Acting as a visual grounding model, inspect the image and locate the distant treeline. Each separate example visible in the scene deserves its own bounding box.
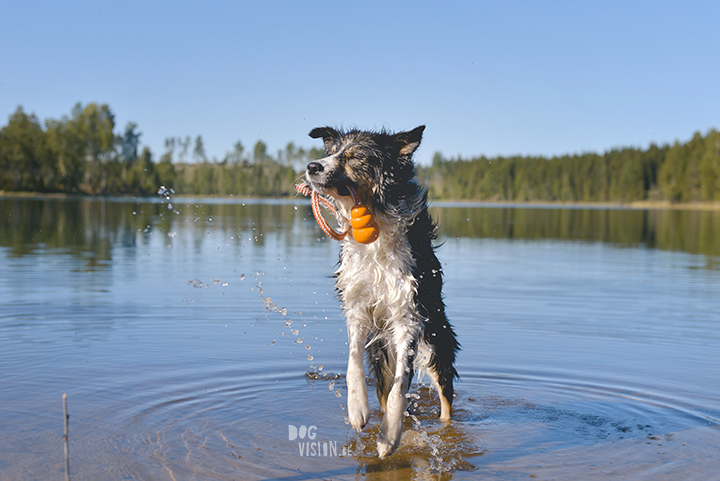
[421,129,720,203]
[0,103,321,197]
[1,102,719,202]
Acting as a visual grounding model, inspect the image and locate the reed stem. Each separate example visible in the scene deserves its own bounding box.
[63,393,70,481]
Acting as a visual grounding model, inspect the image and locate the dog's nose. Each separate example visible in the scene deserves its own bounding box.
[307,162,324,175]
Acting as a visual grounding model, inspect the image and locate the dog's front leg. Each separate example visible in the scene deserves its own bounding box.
[377,335,414,458]
[346,317,370,431]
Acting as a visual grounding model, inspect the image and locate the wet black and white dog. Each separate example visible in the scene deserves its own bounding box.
[304,125,459,458]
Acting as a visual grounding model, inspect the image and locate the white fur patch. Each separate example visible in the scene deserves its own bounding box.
[336,208,421,340]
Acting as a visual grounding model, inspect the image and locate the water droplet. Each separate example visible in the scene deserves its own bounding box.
[307,354,313,361]
[334,390,342,398]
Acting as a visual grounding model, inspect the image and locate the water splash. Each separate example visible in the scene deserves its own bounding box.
[340,386,485,474]
[257,282,287,314]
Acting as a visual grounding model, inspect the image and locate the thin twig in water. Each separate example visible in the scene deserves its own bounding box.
[63,393,70,481]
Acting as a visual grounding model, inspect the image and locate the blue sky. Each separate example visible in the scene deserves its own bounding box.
[2,1,718,165]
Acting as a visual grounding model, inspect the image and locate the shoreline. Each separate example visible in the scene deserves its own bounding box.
[430,199,720,211]
[1,191,720,211]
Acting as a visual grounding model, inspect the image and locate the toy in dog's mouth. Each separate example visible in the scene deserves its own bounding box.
[296,181,379,244]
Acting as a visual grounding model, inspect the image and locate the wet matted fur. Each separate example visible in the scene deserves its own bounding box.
[304,125,459,458]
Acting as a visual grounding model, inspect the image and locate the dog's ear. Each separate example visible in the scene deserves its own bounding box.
[394,125,425,157]
[309,126,341,152]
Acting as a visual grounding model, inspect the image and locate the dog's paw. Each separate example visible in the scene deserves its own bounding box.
[376,429,402,459]
[376,416,403,458]
[348,399,371,431]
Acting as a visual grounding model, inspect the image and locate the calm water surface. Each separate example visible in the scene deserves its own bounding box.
[1,197,719,480]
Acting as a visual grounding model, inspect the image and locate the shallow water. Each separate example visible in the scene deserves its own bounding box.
[0,197,718,480]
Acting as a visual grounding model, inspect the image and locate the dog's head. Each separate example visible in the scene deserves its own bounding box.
[305,126,425,209]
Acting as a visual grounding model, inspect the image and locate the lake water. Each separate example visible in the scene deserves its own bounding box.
[1,196,719,480]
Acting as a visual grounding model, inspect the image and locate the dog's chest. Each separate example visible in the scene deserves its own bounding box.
[335,234,417,326]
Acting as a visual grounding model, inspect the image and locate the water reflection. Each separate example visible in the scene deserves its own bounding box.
[1,197,719,266]
[433,204,720,259]
[0,197,318,267]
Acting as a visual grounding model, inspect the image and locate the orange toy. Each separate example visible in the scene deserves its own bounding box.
[350,206,380,244]
[295,182,380,244]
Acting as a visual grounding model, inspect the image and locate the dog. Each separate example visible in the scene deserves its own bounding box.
[304,125,459,458]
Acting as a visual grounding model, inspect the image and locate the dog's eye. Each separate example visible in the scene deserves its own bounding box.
[343,146,359,159]
[339,153,355,164]
[343,149,367,165]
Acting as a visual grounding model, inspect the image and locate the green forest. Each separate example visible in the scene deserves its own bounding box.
[0,103,321,197]
[1,102,719,203]
[422,130,720,203]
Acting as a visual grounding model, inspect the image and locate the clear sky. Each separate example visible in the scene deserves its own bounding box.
[2,1,718,165]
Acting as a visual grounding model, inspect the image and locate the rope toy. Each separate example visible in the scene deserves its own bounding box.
[296,181,380,244]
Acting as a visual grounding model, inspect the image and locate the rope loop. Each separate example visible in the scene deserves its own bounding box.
[295,181,360,241]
